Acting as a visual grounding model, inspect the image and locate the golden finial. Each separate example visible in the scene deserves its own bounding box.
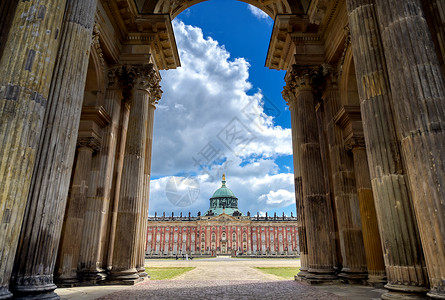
[222,173,226,181]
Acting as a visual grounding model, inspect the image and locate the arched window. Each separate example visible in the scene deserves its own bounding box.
[222,232,226,240]
[243,233,247,242]
[232,232,236,241]
[211,233,216,242]
[201,233,205,242]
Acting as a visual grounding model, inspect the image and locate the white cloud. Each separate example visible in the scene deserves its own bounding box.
[247,4,270,20]
[149,20,294,216]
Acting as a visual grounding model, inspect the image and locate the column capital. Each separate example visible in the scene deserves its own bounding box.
[286,64,324,94]
[123,63,157,92]
[119,63,163,105]
[107,65,124,90]
[321,63,338,87]
[76,137,101,152]
[149,80,163,107]
[344,136,366,152]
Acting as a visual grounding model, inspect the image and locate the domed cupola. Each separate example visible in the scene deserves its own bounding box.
[205,174,242,216]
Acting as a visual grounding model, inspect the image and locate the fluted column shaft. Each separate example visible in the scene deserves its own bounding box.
[106,101,130,269]
[56,144,96,285]
[110,64,153,283]
[136,85,159,276]
[288,68,337,282]
[373,1,445,298]
[349,144,386,283]
[10,1,97,298]
[346,0,429,298]
[0,1,66,298]
[323,82,367,281]
[283,88,309,278]
[78,74,123,282]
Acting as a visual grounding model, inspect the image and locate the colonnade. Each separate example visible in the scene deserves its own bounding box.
[0,0,444,299]
[279,0,445,298]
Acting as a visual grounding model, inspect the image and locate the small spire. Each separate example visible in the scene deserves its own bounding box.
[222,173,226,187]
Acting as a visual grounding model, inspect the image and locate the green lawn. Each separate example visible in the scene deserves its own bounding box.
[145,267,195,280]
[254,267,300,279]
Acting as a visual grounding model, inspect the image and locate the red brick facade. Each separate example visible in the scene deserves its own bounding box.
[146,214,299,256]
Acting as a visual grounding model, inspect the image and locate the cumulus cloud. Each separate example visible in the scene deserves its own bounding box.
[247,4,270,20]
[149,20,294,216]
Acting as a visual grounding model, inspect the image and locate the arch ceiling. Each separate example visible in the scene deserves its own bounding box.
[135,0,312,19]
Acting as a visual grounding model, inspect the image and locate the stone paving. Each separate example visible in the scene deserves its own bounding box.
[58,257,386,300]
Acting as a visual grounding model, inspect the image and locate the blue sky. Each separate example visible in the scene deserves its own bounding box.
[149,0,296,217]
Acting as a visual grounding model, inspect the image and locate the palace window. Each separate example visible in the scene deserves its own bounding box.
[201,233,205,242]
[232,232,236,241]
[243,233,247,242]
[211,233,216,242]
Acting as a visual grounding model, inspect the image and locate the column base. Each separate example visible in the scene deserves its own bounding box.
[137,266,148,278]
[0,287,13,300]
[305,268,338,284]
[55,276,79,288]
[382,284,429,300]
[296,266,309,280]
[108,268,142,285]
[78,269,107,284]
[366,272,387,288]
[427,290,445,299]
[11,280,59,300]
[338,269,368,284]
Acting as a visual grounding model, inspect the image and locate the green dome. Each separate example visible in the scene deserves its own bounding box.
[205,174,243,216]
[212,186,235,198]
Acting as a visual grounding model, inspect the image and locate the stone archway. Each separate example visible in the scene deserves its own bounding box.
[0,1,444,299]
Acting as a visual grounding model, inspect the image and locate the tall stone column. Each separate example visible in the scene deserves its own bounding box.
[77,67,123,283]
[0,1,66,298]
[282,87,309,278]
[109,64,154,283]
[374,1,445,298]
[350,142,386,284]
[322,72,368,282]
[106,100,130,269]
[346,0,429,298]
[136,80,161,277]
[9,1,97,298]
[287,66,337,283]
[335,106,386,285]
[55,140,99,285]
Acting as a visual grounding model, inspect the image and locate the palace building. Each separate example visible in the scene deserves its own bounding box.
[146,175,299,256]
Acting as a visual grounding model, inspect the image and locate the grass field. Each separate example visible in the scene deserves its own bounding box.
[254,267,300,279]
[145,267,195,280]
